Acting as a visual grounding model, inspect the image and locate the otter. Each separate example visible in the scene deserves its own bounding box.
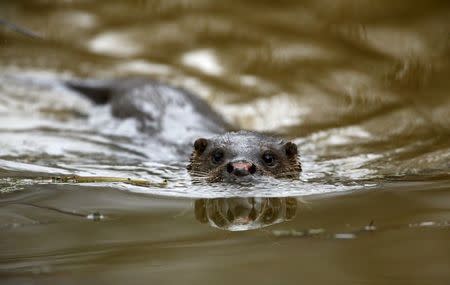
[187,131,301,182]
[66,78,302,182]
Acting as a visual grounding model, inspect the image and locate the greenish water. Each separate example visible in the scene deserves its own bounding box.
[0,1,449,284]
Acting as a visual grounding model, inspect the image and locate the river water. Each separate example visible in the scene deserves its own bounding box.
[0,1,449,284]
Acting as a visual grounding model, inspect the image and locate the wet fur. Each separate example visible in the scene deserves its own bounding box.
[187,131,301,182]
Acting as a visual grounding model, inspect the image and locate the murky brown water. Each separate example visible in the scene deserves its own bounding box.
[1,1,449,284]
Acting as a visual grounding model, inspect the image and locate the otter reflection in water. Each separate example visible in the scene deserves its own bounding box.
[195,197,298,231]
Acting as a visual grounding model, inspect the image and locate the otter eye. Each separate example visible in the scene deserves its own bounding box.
[211,149,224,164]
[262,151,276,166]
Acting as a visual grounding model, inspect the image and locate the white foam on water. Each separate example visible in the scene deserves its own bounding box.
[88,32,142,57]
[181,49,224,76]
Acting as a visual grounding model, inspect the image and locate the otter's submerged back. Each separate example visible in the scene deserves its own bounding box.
[66,78,231,144]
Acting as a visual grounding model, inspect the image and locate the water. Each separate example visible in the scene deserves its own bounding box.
[0,1,449,284]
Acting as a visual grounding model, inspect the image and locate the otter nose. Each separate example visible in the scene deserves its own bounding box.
[226,161,257,177]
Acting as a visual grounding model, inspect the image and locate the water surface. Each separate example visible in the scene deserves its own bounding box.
[0,1,449,284]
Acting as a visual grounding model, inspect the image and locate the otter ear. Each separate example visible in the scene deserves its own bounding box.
[194,138,208,154]
[284,142,298,158]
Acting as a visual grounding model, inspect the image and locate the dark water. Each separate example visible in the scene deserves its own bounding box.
[1,1,449,284]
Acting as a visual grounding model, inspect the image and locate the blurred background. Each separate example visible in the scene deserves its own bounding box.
[0,1,449,284]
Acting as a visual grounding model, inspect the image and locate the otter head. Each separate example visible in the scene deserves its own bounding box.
[187,131,301,182]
